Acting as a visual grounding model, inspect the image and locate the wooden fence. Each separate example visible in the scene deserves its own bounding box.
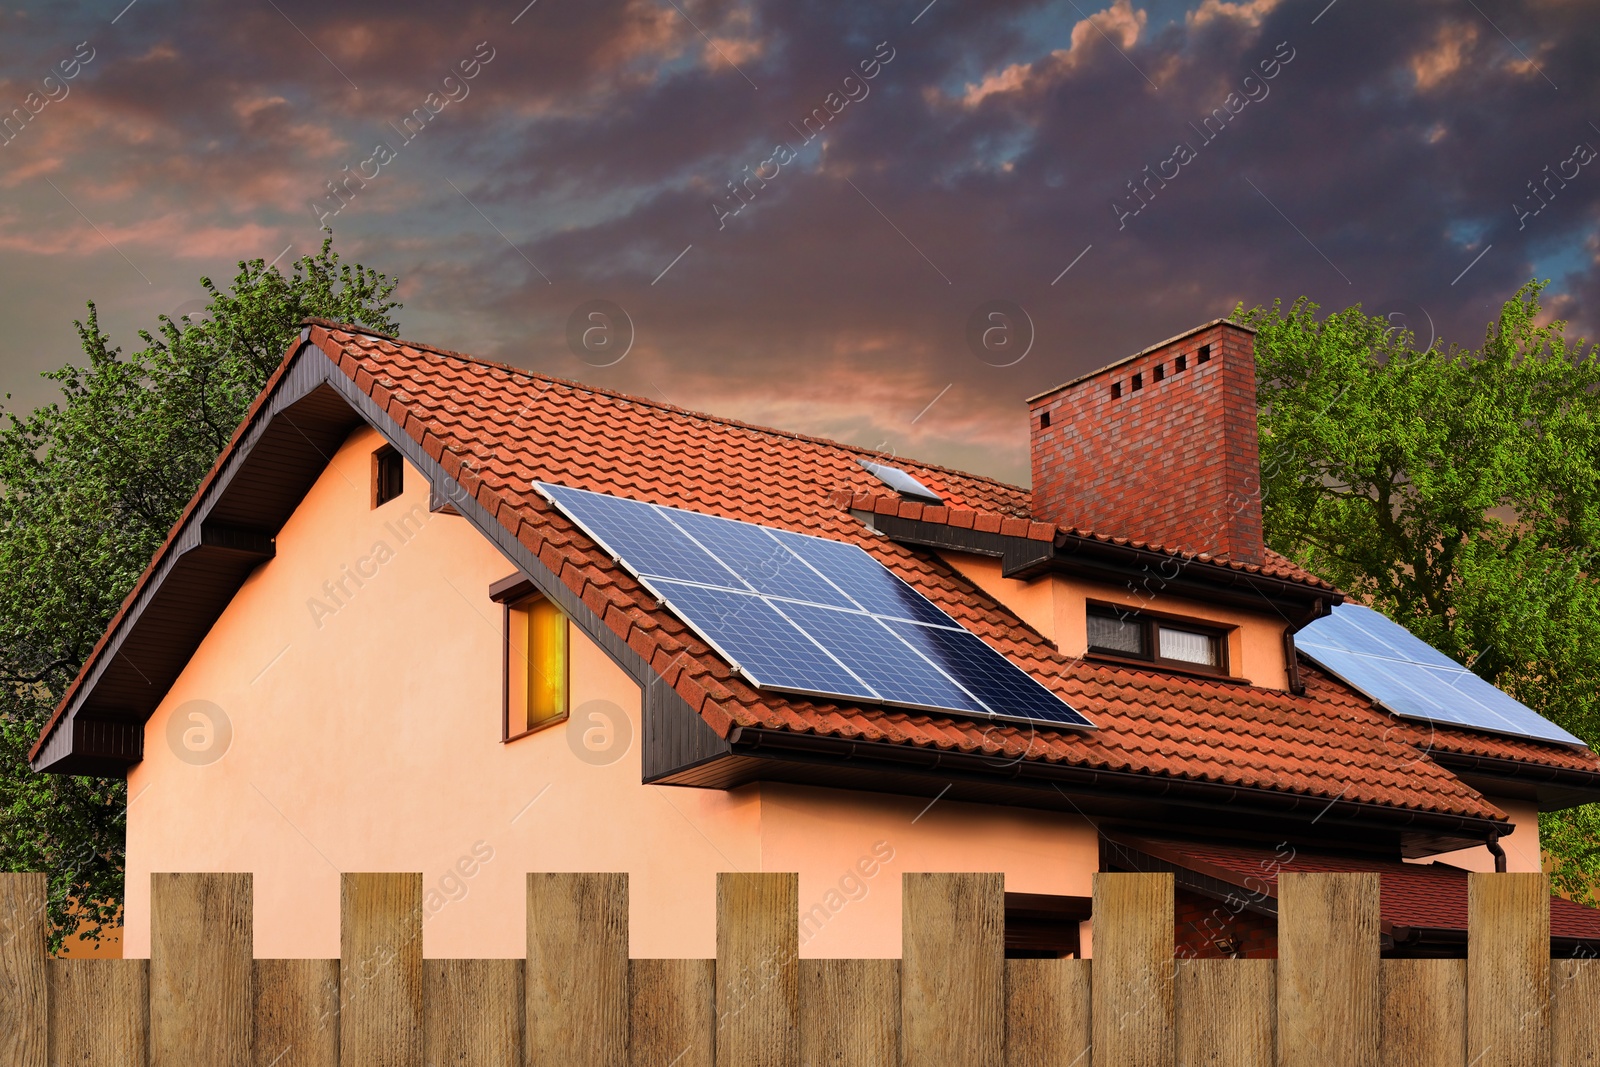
[0,869,1597,1066]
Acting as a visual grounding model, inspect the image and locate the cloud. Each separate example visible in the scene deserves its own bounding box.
[960,0,1147,108]
[1186,0,1284,29]
[1,0,1598,483]
[1410,21,1478,90]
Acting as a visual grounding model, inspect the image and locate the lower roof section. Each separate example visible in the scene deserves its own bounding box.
[644,700,1508,858]
[1106,832,1600,956]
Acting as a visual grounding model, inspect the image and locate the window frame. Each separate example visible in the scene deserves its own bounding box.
[372,445,404,508]
[1084,601,1232,678]
[501,590,570,743]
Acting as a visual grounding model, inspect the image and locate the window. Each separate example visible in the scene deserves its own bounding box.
[1197,343,1211,363]
[505,594,568,739]
[1153,362,1165,381]
[1086,605,1227,674]
[1175,353,1188,372]
[1039,410,1051,429]
[373,446,404,507]
[1131,371,1143,391]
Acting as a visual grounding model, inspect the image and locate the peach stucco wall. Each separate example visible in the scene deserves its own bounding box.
[1417,795,1543,874]
[939,551,1292,690]
[124,425,1099,959]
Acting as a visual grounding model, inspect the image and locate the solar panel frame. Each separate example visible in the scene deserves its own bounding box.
[1296,603,1585,748]
[534,482,1093,730]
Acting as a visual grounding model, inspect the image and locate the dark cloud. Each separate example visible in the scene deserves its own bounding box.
[1,0,1596,482]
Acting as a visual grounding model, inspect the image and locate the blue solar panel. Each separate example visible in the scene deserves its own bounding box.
[1296,603,1584,747]
[777,601,988,714]
[765,528,953,625]
[665,507,857,609]
[649,580,873,699]
[888,621,1089,727]
[534,482,1093,729]
[537,484,736,588]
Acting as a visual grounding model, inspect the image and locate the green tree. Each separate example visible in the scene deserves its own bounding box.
[1237,281,1600,901]
[0,237,399,950]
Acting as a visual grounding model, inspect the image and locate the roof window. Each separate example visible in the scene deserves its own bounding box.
[858,459,943,505]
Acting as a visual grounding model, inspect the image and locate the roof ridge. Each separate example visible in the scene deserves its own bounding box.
[304,318,1031,504]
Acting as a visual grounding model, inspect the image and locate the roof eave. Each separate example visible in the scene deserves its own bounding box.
[656,724,1510,856]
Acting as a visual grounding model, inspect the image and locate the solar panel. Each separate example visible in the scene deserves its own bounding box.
[858,459,943,504]
[535,482,1092,729]
[1296,603,1584,747]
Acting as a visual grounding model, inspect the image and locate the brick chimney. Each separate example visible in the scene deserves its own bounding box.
[1027,319,1264,564]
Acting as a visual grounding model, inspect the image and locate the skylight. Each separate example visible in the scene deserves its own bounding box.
[858,459,942,504]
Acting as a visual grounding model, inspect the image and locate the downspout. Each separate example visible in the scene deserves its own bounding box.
[1486,829,1507,873]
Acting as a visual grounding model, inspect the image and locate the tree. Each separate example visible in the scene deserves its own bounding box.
[1237,281,1600,901]
[0,237,400,950]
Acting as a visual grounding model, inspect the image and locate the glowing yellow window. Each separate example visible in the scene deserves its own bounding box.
[506,594,568,739]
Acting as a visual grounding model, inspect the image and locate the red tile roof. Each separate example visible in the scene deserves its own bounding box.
[833,491,1339,591]
[1126,834,1600,940]
[299,322,1594,826]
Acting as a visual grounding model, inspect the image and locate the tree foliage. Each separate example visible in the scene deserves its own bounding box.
[1238,281,1600,900]
[0,238,399,949]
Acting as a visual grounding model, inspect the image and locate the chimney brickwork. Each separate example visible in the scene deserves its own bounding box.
[1028,320,1264,564]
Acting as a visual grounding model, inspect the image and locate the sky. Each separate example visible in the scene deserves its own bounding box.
[0,0,1595,484]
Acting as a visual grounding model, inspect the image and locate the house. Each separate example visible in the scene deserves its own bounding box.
[32,317,1600,961]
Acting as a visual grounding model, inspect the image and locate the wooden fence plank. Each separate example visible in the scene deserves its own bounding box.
[1091,871,1174,1067]
[48,959,148,1067]
[1552,958,1600,1067]
[630,959,713,1067]
[1006,958,1090,1067]
[253,959,339,1067]
[902,872,1004,1067]
[799,958,899,1066]
[425,959,522,1067]
[716,872,798,1067]
[1276,872,1379,1067]
[149,872,252,1067]
[340,872,422,1067]
[527,872,627,1067]
[0,873,49,1067]
[1380,958,1464,1067]
[1174,958,1273,1067]
[1469,873,1550,1067]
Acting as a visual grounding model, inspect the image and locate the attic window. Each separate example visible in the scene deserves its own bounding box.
[1131,372,1143,391]
[1086,606,1228,675]
[1112,382,1123,399]
[373,446,404,507]
[1039,411,1051,429]
[859,459,942,505]
[1175,353,1188,372]
[1197,344,1211,363]
[1153,363,1165,382]
[505,593,568,740]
